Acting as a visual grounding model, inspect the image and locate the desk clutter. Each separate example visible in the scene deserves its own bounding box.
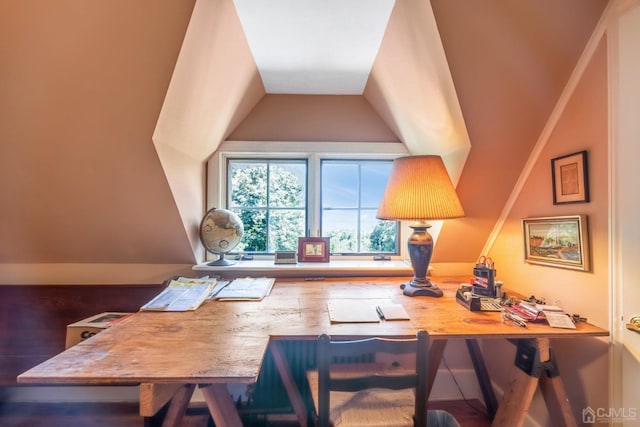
[456,257,579,329]
[140,276,275,311]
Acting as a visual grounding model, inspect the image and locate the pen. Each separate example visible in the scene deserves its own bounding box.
[376,306,385,320]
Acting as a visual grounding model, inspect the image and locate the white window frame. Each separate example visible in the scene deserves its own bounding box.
[207,141,409,260]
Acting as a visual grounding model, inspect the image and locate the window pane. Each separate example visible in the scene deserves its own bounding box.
[269,210,305,251]
[322,210,357,253]
[233,208,267,252]
[229,162,267,207]
[269,162,306,208]
[322,163,358,208]
[361,210,396,252]
[228,159,307,254]
[361,162,392,208]
[321,159,397,254]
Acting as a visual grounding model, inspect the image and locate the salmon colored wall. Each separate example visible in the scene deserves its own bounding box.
[227,95,400,142]
[0,0,606,285]
[152,0,266,261]
[431,0,609,263]
[485,36,610,421]
[0,1,196,274]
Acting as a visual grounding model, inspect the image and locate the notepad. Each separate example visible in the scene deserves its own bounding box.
[327,300,410,323]
[327,300,380,323]
[376,303,410,320]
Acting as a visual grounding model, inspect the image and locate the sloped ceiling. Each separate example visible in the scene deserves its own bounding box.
[0,0,608,269]
[233,0,396,95]
[431,0,608,261]
[154,0,608,262]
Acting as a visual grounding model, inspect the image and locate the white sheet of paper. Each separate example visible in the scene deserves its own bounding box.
[544,311,576,329]
[377,303,410,320]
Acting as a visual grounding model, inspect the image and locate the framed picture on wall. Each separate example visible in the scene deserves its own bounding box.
[522,215,590,271]
[298,237,330,262]
[551,150,589,204]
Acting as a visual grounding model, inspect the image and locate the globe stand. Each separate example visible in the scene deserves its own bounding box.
[206,252,235,266]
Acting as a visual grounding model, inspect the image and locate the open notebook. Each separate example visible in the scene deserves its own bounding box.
[327,300,410,323]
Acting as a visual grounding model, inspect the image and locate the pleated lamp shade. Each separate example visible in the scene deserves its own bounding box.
[376,155,464,221]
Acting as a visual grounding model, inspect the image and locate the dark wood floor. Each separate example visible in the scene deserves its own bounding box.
[0,399,491,427]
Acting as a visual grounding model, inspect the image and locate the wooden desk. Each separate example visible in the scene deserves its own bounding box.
[18,277,608,427]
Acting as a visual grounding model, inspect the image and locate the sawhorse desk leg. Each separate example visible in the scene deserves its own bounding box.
[492,338,577,427]
[200,383,244,427]
[161,384,195,427]
[140,383,243,427]
[466,339,499,420]
[271,341,309,427]
[430,339,498,421]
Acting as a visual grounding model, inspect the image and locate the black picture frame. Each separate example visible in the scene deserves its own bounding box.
[551,150,589,204]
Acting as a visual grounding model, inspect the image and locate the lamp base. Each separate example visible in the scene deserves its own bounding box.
[402,222,442,298]
[401,280,443,297]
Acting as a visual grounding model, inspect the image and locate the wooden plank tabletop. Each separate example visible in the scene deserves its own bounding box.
[18,276,608,385]
[266,277,608,340]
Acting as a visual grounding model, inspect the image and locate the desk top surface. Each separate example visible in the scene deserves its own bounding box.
[18,277,608,385]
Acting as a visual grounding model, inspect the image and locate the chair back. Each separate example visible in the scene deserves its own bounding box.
[316,330,429,427]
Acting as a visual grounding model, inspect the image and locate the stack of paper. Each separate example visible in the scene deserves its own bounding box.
[212,277,275,301]
[141,279,215,311]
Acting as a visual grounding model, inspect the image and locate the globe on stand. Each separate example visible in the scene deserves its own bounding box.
[199,208,244,266]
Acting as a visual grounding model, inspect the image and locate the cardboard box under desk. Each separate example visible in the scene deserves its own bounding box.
[65,312,132,349]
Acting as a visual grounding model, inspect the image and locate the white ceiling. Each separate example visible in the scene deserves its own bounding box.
[232,0,396,95]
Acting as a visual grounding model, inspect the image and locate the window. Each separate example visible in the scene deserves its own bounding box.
[209,142,407,257]
[321,160,397,254]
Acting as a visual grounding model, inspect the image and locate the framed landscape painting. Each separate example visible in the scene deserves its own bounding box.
[522,215,590,271]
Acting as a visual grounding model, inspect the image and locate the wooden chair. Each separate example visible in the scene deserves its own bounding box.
[307,330,449,427]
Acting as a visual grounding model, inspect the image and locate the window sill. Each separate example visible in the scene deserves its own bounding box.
[192,259,413,278]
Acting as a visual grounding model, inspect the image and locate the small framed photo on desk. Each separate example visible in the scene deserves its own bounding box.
[298,237,330,262]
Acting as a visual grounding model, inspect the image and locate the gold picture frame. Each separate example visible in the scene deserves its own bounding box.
[551,150,589,204]
[522,215,590,271]
[297,237,330,263]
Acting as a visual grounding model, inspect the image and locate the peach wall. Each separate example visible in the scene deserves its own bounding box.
[152,0,266,261]
[486,36,610,420]
[0,1,196,271]
[431,0,609,263]
[0,0,607,285]
[226,95,400,142]
[0,2,201,287]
